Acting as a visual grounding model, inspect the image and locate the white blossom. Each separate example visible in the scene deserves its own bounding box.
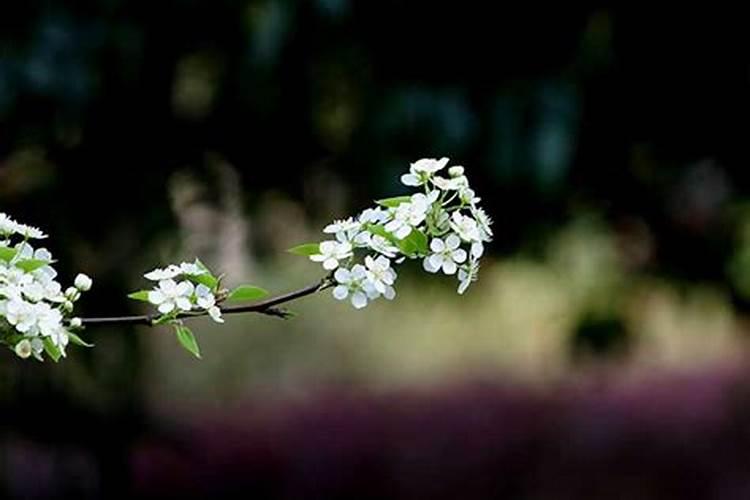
[368,234,400,258]
[148,279,194,314]
[324,218,360,234]
[332,265,378,309]
[195,284,224,323]
[74,273,93,291]
[14,339,32,359]
[449,212,482,242]
[310,241,353,270]
[423,235,467,275]
[144,265,182,281]
[364,255,396,299]
[401,157,449,186]
[179,261,206,276]
[384,191,438,239]
[457,258,480,295]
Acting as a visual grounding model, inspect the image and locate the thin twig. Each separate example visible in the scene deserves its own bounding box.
[79,277,332,328]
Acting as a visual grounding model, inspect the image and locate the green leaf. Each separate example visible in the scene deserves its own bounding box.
[227,285,268,302]
[174,325,201,359]
[0,246,17,262]
[68,332,94,348]
[376,196,411,208]
[187,273,219,290]
[128,290,151,302]
[43,338,62,362]
[288,243,320,256]
[16,259,48,273]
[366,224,399,244]
[402,228,429,256]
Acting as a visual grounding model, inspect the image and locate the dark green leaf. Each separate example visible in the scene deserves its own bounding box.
[228,285,268,302]
[175,325,201,359]
[288,243,320,256]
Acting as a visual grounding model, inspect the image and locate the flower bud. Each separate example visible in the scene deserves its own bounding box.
[65,287,81,301]
[63,300,74,312]
[70,317,82,329]
[14,339,32,359]
[448,166,464,177]
[74,273,92,291]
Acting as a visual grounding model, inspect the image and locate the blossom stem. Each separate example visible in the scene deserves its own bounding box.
[78,277,333,327]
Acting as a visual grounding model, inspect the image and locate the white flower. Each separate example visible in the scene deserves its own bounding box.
[423,234,467,275]
[471,206,493,241]
[400,157,449,186]
[458,185,481,205]
[449,212,482,242]
[324,218,360,234]
[195,284,224,323]
[310,241,353,270]
[144,265,182,281]
[432,176,466,191]
[448,166,465,177]
[14,339,32,359]
[332,265,379,309]
[364,255,396,299]
[70,317,82,328]
[148,279,194,314]
[14,223,47,239]
[179,261,206,276]
[368,234,400,258]
[74,273,93,291]
[457,258,480,295]
[4,299,38,334]
[384,191,438,239]
[0,213,19,235]
[358,207,389,225]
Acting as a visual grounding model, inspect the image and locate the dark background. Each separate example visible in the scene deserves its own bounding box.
[2,2,750,498]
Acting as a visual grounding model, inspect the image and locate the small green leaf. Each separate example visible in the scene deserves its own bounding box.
[0,246,17,262]
[228,285,268,302]
[16,259,48,273]
[288,243,321,256]
[128,290,151,302]
[43,338,62,362]
[376,196,411,208]
[187,273,219,290]
[68,332,94,348]
[366,224,399,244]
[175,325,201,359]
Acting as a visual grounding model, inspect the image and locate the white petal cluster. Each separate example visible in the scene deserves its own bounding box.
[143,260,223,323]
[308,157,493,308]
[0,213,91,360]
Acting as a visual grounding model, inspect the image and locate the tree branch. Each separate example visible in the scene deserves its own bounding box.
[79,277,333,328]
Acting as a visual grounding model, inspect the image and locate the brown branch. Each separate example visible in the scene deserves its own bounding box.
[78,277,332,328]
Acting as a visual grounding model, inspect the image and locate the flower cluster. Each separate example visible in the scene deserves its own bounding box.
[302,158,492,308]
[137,261,225,324]
[0,213,92,361]
[129,259,270,357]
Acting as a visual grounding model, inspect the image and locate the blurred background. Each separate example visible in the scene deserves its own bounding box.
[3,2,750,498]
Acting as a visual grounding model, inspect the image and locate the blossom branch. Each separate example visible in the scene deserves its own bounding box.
[79,277,333,327]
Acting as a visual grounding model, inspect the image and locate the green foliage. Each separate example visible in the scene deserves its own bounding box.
[127,290,151,302]
[174,325,201,358]
[227,285,268,302]
[288,243,321,256]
